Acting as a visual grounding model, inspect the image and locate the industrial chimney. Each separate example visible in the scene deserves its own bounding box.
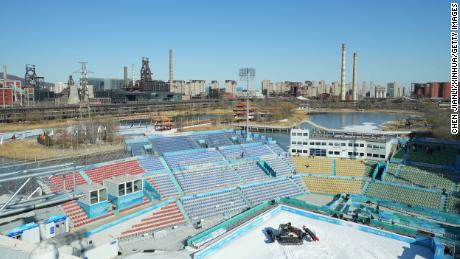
[352,52,357,101]
[169,49,173,83]
[340,43,346,101]
[123,66,128,88]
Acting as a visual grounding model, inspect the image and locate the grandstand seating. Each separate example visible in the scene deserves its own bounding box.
[151,136,199,154]
[302,176,363,195]
[181,189,247,220]
[232,162,270,182]
[293,156,332,174]
[129,142,147,157]
[220,144,274,160]
[407,142,458,166]
[174,166,241,194]
[446,196,460,214]
[119,202,185,238]
[240,178,304,206]
[365,181,442,210]
[48,172,87,192]
[138,156,169,173]
[145,174,180,198]
[267,143,287,156]
[291,177,309,192]
[190,133,234,147]
[335,159,366,177]
[263,157,292,177]
[85,160,144,184]
[385,165,454,190]
[243,144,274,157]
[364,161,377,177]
[164,149,224,171]
[60,200,113,228]
[220,146,244,160]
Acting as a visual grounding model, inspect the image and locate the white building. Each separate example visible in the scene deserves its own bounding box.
[210,80,219,90]
[225,80,237,96]
[261,80,274,95]
[185,80,206,96]
[171,80,186,94]
[290,128,394,161]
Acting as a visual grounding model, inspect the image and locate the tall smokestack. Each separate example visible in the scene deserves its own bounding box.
[340,43,346,101]
[123,66,128,88]
[352,52,357,101]
[2,65,7,108]
[169,49,173,83]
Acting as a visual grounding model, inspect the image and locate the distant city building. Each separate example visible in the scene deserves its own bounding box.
[387,81,401,98]
[225,80,237,96]
[210,80,219,90]
[171,80,186,94]
[261,80,274,96]
[185,80,206,97]
[88,78,124,92]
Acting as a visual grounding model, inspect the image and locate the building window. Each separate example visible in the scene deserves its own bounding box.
[309,148,326,156]
[303,150,308,153]
[328,151,333,154]
[291,141,296,145]
[118,184,125,196]
[134,179,142,192]
[126,181,133,194]
[354,144,359,147]
[328,143,333,146]
[315,142,321,146]
[380,154,385,158]
[297,141,302,145]
[367,153,372,157]
[292,149,296,153]
[373,154,379,158]
[341,143,346,146]
[310,142,314,145]
[348,143,353,147]
[334,151,340,155]
[303,133,308,136]
[348,152,352,156]
[303,142,308,145]
[99,189,107,202]
[367,144,372,148]
[90,191,98,204]
[360,144,364,147]
[360,153,364,156]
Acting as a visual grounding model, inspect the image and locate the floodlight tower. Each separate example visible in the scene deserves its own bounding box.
[239,68,255,141]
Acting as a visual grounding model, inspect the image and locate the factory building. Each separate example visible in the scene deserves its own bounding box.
[412,82,452,100]
[88,78,124,92]
[0,80,22,106]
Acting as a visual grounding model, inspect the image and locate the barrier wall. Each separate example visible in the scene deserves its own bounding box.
[186,201,272,246]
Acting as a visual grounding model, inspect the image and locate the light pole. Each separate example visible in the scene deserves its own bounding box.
[239,68,255,141]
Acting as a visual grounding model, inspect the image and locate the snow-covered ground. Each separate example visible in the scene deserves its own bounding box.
[204,209,434,259]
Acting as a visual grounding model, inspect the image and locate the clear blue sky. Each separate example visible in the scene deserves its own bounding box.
[0,0,451,88]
